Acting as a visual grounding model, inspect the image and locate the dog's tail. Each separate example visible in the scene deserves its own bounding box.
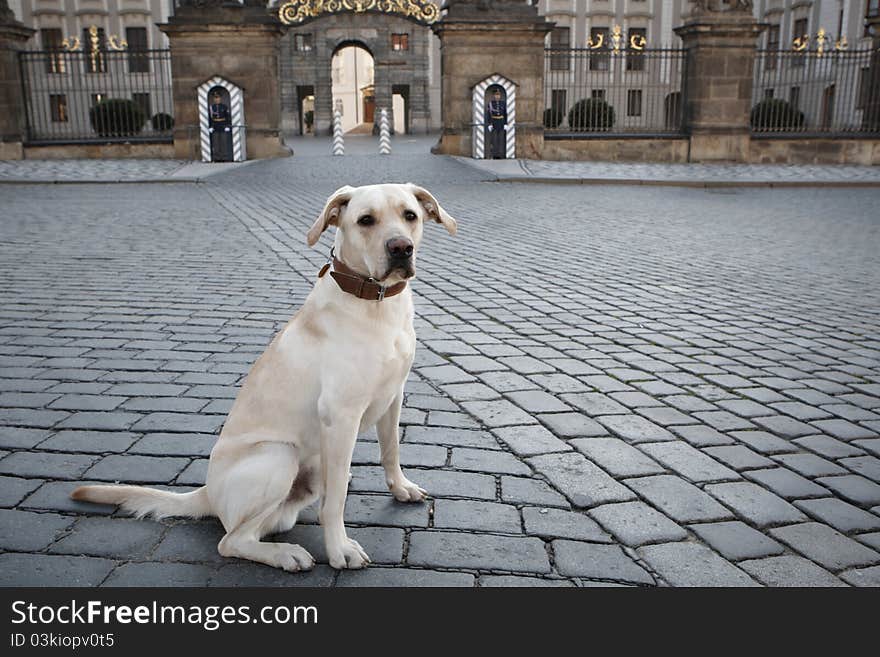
[70,484,213,520]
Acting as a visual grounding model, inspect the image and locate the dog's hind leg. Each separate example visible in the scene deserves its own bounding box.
[210,441,315,572]
[268,455,321,535]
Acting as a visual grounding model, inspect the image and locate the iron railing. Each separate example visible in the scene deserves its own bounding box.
[751,48,879,136]
[544,47,688,136]
[19,49,174,144]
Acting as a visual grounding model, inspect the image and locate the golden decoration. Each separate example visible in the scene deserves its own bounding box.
[609,24,624,53]
[791,28,849,57]
[587,32,604,49]
[629,33,647,50]
[60,25,127,53]
[278,0,439,25]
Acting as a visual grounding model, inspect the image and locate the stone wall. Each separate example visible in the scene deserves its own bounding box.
[543,137,690,163]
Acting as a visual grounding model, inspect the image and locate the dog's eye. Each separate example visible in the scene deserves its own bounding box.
[357,215,376,227]
[404,210,417,222]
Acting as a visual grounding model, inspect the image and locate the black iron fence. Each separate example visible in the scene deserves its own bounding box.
[19,49,174,144]
[544,47,688,136]
[751,48,878,136]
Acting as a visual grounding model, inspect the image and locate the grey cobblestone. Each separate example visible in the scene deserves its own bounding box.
[638,542,759,587]
[589,501,688,547]
[3,152,880,586]
[739,555,847,587]
[770,523,880,571]
[553,540,654,584]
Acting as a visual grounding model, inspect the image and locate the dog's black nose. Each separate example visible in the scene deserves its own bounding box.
[386,237,414,259]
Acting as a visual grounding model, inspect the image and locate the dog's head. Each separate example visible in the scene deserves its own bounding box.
[307,183,457,285]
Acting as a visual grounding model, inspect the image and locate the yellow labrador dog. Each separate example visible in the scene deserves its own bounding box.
[72,183,457,571]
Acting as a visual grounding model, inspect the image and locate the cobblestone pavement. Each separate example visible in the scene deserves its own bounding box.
[1,149,879,587]
[462,156,880,185]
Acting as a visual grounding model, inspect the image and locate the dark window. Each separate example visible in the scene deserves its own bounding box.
[132,92,152,120]
[126,27,149,73]
[789,86,800,109]
[49,94,68,122]
[294,33,313,52]
[765,24,779,70]
[83,27,107,73]
[764,88,775,99]
[857,67,872,110]
[589,27,610,71]
[591,89,606,101]
[41,28,66,74]
[549,27,570,71]
[391,33,409,51]
[793,17,809,42]
[792,18,808,67]
[626,89,642,116]
[551,89,566,113]
[867,0,880,37]
[626,28,646,71]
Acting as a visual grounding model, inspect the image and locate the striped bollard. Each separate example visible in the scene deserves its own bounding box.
[378,108,391,155]
[332,110,344,156]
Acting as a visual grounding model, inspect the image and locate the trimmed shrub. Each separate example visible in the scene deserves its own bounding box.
[750,98,805,131]
[151,112,174,131]
[89,98,146,137]
[543,106,564,129]
[568,97,616,131]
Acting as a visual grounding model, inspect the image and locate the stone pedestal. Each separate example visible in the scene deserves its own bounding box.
[432,2,552,158]
[674,7,766,162]
[159,6,289,160]
[0,3,35,160]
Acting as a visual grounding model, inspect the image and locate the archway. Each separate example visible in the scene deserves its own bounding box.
[331,42,375,134]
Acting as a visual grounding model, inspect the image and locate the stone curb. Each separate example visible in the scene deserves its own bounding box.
[0,178,204,185]
[491,176,880,189]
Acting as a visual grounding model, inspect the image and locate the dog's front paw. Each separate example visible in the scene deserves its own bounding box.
[277,543,315,572]
[389,477,428,503]
[328,538,371,570]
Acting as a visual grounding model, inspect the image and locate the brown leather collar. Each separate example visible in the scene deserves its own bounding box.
[318,257,407,302]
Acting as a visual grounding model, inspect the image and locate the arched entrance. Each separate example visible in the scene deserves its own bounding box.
[331,42,375,134]
[277,9,437,136]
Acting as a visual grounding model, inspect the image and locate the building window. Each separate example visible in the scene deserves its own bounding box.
[589,27,610,71]
[41,28,66,74]
[857,67,872,110]
[591,89,606,101]
[626,28,646,71]
[126,27,149,73]
[391,33,409,51]
[792,18,808,67]
[83,27,107,73]
[549,27,570,70]
[294,33,313,52]
[765,24,779,70]
[789,86,800,110]
[49,94,68,122]
[764,88,775,99]
[132,92,152,120]
[627,89,642,117]
[551,89,566,113]
[867,0,880,37]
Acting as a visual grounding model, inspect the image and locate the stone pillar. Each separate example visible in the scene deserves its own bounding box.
[862,13,880,134]
[674,3,766,162]
[0,0,35,160]
[159,4,289,160]
[432,1,552,158]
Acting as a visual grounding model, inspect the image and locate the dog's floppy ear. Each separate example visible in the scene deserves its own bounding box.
[307,185,355,247]
[407,184,457,236]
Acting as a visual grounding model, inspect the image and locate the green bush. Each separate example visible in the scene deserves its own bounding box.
[568,97,615,131]
[543,106,564,129]
[750,98,805,131]
[89,98,146,137]
[151,112,174,131]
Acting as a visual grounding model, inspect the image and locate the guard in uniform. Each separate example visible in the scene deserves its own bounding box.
[485,88,507,159]
[209,90,233,162]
